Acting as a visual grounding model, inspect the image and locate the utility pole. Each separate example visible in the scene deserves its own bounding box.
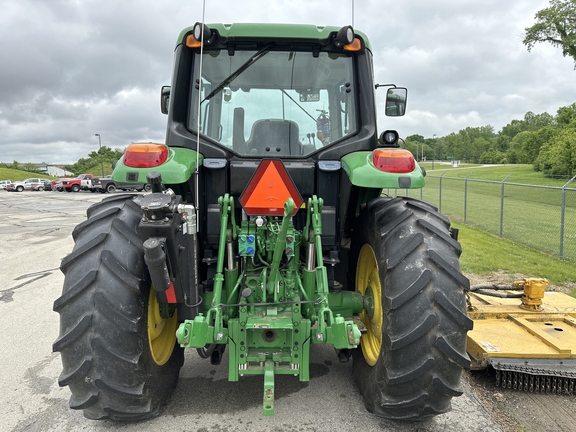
[94,134,105,177]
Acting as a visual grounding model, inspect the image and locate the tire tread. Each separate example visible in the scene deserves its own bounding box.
[352,197,470,420]
[54,195,183,421]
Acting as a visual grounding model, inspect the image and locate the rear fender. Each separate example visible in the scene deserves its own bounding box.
[341,151,425,189]
[112,146,202,187]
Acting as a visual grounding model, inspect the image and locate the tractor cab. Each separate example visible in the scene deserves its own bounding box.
[168,23,368,160]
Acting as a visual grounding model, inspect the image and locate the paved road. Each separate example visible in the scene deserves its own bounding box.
[0,190,502,432]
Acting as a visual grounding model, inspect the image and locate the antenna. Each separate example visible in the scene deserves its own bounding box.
[351,0,355,28]
[194,0,207,224]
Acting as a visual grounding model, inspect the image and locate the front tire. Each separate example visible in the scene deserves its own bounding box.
[71,184,80,192]
[53,194,184,420]
[351,197,472,420]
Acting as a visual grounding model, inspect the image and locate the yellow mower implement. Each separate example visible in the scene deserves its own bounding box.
[467,278,576,394]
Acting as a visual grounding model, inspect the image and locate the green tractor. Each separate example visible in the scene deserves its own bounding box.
[53,23,472,421]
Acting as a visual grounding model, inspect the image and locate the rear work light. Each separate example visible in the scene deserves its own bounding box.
[186,23,213,48]
[123,143,169,168]
[372,149,415,173]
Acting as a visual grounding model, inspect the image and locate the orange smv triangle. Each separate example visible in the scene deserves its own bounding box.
[240,160,303,216]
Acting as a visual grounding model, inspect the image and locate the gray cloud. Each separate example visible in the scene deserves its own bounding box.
[0,0,573,164]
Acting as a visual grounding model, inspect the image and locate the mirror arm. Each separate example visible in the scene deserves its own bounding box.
[375,83,397,90]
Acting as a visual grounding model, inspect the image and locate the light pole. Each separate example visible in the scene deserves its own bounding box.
[94,133,105,177]
[432,134,436,170]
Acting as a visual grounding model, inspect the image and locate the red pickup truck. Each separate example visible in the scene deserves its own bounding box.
[59,174,95,192]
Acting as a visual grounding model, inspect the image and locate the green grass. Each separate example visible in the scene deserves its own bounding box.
[0,167,55,181]
[420,163,574,187]
[453,221,576,292]
[389,165,576,262]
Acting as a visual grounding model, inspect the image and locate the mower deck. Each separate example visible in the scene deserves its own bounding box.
[467,281,576,394]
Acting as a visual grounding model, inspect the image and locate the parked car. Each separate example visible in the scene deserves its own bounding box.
[41,179,60,191]
[91,176,152,193]
[52,180,63,191]
[9,178,47,192]
[8,181,26,192]
[0,180,12,190]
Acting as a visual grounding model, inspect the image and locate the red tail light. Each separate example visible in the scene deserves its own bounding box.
[123,143,169,168]
[372,149,415,173]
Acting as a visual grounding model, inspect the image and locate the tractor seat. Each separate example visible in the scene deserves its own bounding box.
[246,119,301,156]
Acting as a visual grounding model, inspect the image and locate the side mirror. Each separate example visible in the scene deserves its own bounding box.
[161,86,171,115]
[385,88,407,117]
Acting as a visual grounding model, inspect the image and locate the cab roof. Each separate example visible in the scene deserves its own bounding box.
[176,23,372,51]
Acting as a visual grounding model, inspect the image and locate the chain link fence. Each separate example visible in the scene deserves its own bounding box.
[385,174,576,262]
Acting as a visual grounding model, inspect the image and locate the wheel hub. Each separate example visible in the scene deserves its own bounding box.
[363,286,375,319]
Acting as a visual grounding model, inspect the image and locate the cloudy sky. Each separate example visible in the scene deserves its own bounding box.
[0,0,573,164]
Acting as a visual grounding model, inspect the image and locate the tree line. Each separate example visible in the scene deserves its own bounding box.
[1,146,125,177]
[65,146,125,176]
[403,0,576,177]
[404,103,576,177]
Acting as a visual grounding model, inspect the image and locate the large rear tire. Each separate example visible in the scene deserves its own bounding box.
[351,197,472,420]
[53,194,184,420]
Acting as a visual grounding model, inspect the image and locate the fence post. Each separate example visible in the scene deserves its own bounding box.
[500,173,512,237]
[439,170,447,213]
[464,172,473,223]
[560,174,576,259]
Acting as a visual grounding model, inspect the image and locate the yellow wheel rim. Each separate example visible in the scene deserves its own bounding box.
[356,244,383,366]
[147,288,178,365]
